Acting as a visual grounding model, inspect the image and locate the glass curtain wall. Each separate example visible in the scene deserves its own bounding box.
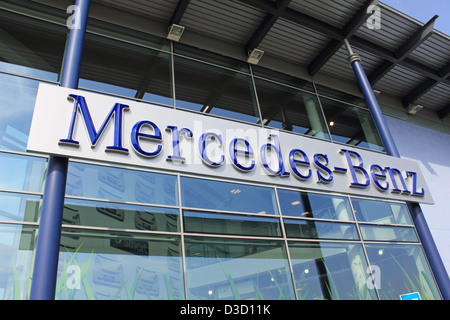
[0,3,441,300]
[0,3,66,300]
[54,161,441,300]
[74,20,388,153]
[0,3,389,154]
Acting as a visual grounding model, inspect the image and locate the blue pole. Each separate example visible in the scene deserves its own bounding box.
[59,0,90,90]
[344,41,400,158]
[409,203,450,299]
[344,39,450,300]
[29,156,68,300]
[29,0,90,300]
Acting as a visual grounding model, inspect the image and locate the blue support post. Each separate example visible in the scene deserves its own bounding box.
[409,203,450,299]
[29,156,68,300]
[344,39,450,300]
[343,40,400,158]
[29,0,90,300]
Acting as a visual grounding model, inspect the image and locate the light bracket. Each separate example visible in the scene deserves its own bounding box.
[247,48,264,65]
[167,24,185,42]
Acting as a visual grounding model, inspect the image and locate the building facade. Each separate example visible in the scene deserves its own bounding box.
[0,0,448,300]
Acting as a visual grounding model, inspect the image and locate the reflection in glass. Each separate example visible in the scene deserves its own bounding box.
[66,162,178,206]
[0,152,46,193]
[0,74,41,152]
[351,198,413,225]
[0,192,40,222]
[315,83,366,107]
[252,65,315,93]
[58,229,184,300]
[174,43,250,72]
[254,78,330,140]
[278,189,354,221]
[365,244,441,300]
[184,211,281,237]
[0,61,57,82]
[80,33,173,105]
[359,225,418,242]
[88,18,171,53]
[180,177,278,215]
[0,224,36,300]
[78,78,136,98]
[284,220,359,240]
[184,236,295,300]
[63,199,179,232]
[0,13,65,79]
[288,242,377,300]
[319,96,384,151]
[174,56,260,123]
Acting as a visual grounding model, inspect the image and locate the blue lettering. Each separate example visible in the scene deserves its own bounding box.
[289,149,311,180]
[131,120,162,157]
[313,153,333,183]
[260,134,289,177]
[57,96,426,202]
[229,138,255,171]
[370,164,389,191]
[385,167,410,194]
[59,94,129,153]
[340,149,369,188]
[199,132,224,167]
[406,171,425,196]
[165,126,193,163]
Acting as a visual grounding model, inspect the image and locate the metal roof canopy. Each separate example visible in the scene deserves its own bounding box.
[13,0,450,124]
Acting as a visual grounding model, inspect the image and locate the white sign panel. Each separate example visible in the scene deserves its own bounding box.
[28,83,434,204]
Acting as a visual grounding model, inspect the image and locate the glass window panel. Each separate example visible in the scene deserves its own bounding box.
[0,11,65,81]
[351,198,413,225]
[66,162,178,206]
[63,198,179,232]
[184,236,295,300]
[0,224,36,300]
[0,62,57,82]
[58,229,184,300]
[365,244,441,300]
[79,33,173,105]
[315,84,366,107]
[319,96,385,152]
[0,74,42,152]
[0,192,40,223]
[180,176,278,215]
[252,65,315,93]
[288,242,377,300]
[174,43,249,72]
[278,189,354,221]
[359,225,418,242]
[87,19,171,53]
[174,56,260,124]
[183,210,282,237]
[0,152,46,193]
[284,219,359,240]
[78,78,137,98]
[254,78,330,140]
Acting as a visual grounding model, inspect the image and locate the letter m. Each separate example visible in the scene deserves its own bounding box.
[59,94,129,153]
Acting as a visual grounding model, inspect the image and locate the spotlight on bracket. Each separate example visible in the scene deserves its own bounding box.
[167,24,185,41]
[247,48,264,65]
[408,104,423,115]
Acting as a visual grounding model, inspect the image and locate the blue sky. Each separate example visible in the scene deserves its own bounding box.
[382,0,450,35]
